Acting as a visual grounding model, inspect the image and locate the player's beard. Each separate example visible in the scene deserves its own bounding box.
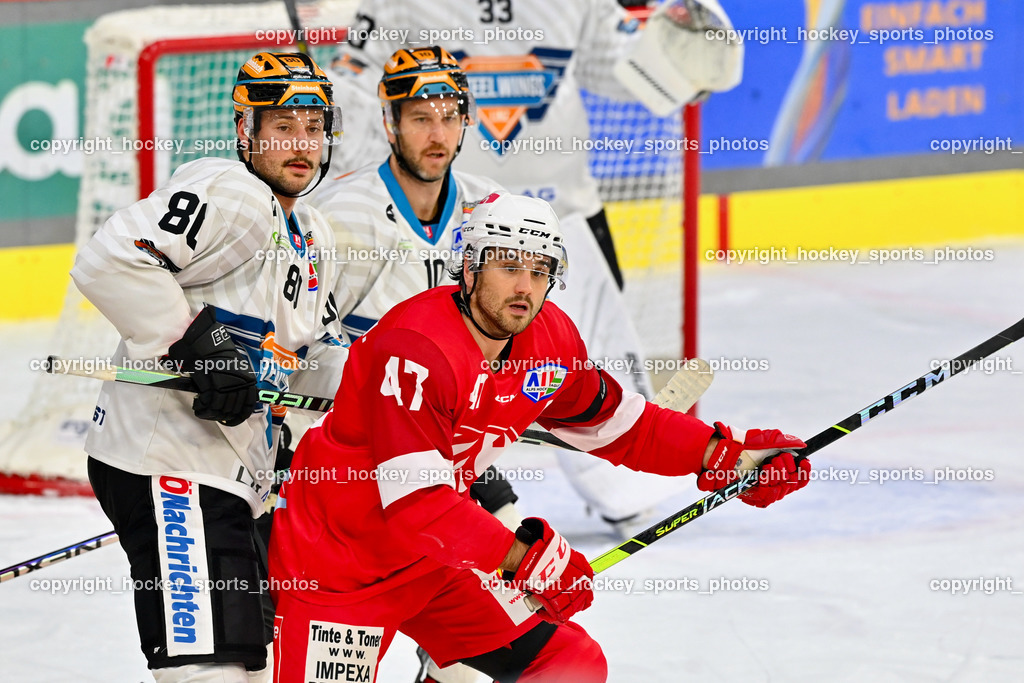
[393,135,454,183]
[471,279,539,338]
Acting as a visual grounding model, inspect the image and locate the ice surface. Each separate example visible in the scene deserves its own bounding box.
[2,243,1023,681]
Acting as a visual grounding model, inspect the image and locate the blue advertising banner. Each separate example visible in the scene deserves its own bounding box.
[705,0,1020,168]
[584,0,1021,174]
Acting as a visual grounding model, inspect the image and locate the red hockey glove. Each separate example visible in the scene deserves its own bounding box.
[697,422,810,508]
[504,518,594,624]
[166,305,258,427]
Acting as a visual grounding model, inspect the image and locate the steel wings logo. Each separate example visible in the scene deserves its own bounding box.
[522,363,568,402]
[452,48,571,156]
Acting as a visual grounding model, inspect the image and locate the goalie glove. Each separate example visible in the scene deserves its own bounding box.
[504,518,594,624]
[165,305,258,427]
[614,0,744,116]
[698,422,810,508]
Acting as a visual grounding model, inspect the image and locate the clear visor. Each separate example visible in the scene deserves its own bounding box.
[241,106,343,153]
[384,92,477,132]
[468,246,568,290]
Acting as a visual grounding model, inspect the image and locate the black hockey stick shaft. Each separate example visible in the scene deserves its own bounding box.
[283,0,309,53]
[45,355,593,449]
[45,356,335,412]
[19,360,712,584]
[0,531,118,583]
[589,315,1024,573]
[46,356,713,453]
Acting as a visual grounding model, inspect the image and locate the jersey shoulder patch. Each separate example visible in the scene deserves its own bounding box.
[522,363,568,402]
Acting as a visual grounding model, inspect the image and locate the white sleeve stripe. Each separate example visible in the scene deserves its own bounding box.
[376,449,455,509]
[548,391,646,452]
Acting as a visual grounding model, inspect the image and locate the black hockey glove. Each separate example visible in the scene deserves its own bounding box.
[166,305,258,427]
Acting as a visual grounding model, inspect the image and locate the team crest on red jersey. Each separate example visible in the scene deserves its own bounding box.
[522,363,567,402]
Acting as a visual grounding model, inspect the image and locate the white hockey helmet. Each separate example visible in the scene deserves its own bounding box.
[453,192,568,290]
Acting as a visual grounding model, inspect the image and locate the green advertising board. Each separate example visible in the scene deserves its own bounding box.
[0,21,89,223]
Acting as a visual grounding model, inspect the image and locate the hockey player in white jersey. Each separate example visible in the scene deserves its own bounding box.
[306,46,528,531]
[329,0,633,283]
[312,46,503,341]
[70,52,347,682]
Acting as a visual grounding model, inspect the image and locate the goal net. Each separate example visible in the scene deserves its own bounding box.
[0,1,698,495]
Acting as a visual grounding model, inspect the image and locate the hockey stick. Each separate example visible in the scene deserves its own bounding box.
[0,531,118,584]
[586,315,1024,574]
[282,0,309,54]
[11,359,713,584]
[44,356,712,452]
[44,356,333,411]
[518,358,714,449]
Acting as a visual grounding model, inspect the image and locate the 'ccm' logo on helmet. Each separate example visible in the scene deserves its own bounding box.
[518,227,551,238]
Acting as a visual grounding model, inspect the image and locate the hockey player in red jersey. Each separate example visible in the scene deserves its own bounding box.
[268,192,810,682]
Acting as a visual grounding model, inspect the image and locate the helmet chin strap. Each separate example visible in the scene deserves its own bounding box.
[537,279,557,313]
[455,278,514,342]
[236,111,335,198]
[454,273,557,342]
[241,143,334,199]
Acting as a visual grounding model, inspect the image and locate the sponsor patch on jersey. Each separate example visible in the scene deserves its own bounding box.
[451,222,464,254]
[307,262,318,291]
[461,200,479,221]
[617,16,641,33]
[304,621,382,682]
[385,203,396,222]
[452,49,571,155]
[305,232,319,291]
[134,238,181,273]
[259,331,303,374]
[522,363,568,402]
[152,475,214,657]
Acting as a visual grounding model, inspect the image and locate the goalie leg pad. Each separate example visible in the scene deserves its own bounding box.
[556,450,686,521]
